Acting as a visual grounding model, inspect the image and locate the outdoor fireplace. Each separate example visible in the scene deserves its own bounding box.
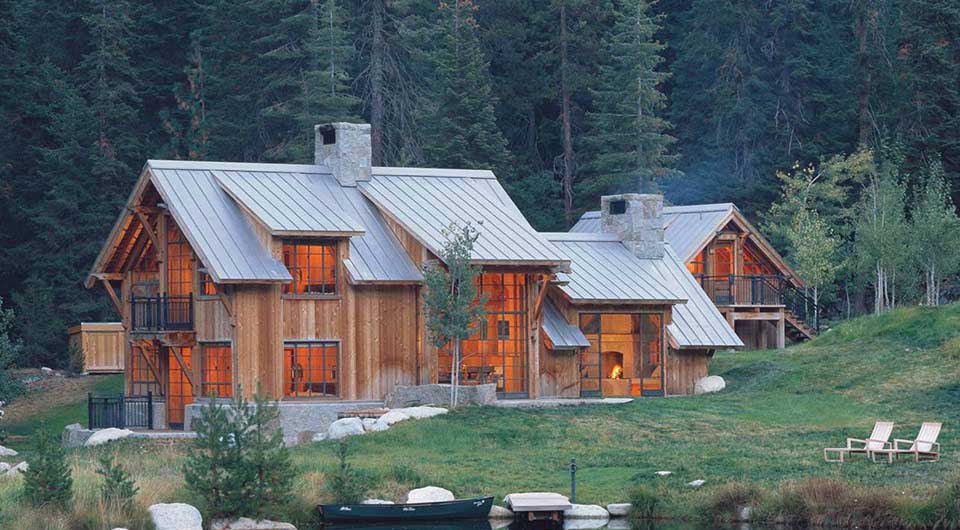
[601,351,630,396]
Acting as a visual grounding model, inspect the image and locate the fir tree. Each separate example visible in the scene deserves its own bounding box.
[420,0,511,172]
[582,0,675,200]
[96,454,138,508]
[24,427,73,508]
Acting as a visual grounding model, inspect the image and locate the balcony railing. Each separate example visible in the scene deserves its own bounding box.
[130,294,193,332]
[696,274,819,332]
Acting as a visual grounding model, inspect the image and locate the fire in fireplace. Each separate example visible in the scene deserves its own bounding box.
[602,351,624,379]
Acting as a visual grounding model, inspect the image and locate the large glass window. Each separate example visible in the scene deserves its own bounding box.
[167,346,193,429]
[284,342,339,398]
[201,343,232,398]
[130,345,161,396]
[198,270,217,298]
[438,273,529,396]
[166,224,193,297]
[578,313,664,397]
[282,241,337,295]
[687,251,705,275]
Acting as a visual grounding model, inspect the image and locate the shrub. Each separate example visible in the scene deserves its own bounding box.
[183,390,294,521]
[23,427,72,509]
[703,481,762,522]
[97,454,138,508]
[325,441,374,504]
[66,342,85,376]
[628,483,662,521]
[923,476,960,529]
[0,297,24,403]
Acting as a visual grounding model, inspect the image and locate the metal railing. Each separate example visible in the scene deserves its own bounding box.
[88,392,154,430]
[697,274,819,332]
[130,294,193,331]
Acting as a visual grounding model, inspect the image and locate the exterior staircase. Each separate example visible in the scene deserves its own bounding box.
[784,310,816,341]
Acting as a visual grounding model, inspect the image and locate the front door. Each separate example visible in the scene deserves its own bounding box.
[713,241,735,304]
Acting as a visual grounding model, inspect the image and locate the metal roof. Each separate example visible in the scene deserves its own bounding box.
[542,298,591,349]
[360,170,570,267]
[147,161,421,284]
[542,233,687,304]
[213,169,365,235]
[571,204,735,263]
[149,165,292,283]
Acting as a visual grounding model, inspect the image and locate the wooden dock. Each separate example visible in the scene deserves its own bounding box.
[504,493,572,522]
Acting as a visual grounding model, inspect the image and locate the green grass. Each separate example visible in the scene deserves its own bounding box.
[2,304,960,528]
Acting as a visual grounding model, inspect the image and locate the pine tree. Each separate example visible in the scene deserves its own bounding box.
[582,0,675,200]
[420,0,511,172]
[24,427,73,508]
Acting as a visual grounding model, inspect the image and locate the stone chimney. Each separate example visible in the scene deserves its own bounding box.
[600,193,664,259]
[315,122,372,187]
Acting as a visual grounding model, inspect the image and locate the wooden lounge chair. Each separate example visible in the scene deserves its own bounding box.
[823,421,894,463]
[871,422,942,463]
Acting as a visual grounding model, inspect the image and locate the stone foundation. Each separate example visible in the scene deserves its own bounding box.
[384,384,497,408]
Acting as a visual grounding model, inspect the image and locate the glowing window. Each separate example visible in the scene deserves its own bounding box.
[282,241,337,295]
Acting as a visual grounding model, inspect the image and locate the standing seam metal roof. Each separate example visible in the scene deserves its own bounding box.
[542,297,591,349]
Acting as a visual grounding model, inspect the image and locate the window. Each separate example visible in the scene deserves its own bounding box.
[687,251,705,275]
[198,270,217,297]
[283,342,338,397]
[201,343,232,397]
[282,241,337,295]
[743,245,773,275]
[167,224,193,297]
[578,313,665,397]
[130,345,161,396]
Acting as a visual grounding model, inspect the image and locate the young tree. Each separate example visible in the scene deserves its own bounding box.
[582,0,675,197]
[422,223,485,408]
[910,158,960,306]
[96,454,138,508]
[24,427,73,508]
[785,208,842,324]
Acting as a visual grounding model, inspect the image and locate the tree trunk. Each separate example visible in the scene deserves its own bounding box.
[451,338,461,408]
[370,0,386,165]
[559,0,575,228]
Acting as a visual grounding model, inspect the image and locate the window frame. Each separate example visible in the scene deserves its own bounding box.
[283,340,340,399]
[281,240,340,298]
[200,342,233,398]
[196,268,218,300]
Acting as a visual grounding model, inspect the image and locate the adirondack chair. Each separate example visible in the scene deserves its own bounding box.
[823,421,894,463]
[871,422,942,463]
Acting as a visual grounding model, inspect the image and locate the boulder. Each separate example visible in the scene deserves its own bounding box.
[694,375,726,395]
[63,423,95,448]
[488,505,514,520]
[361,418,378,431]
[84,428,134,447]
[311,432,328,442]
[393,406,448,419]
[327,418,365,440]
[365,420,390,432]
[373,410,410,430]
[211,517,297,530]
[40,367,54,376]
[606,503,632,517]
[0,463,10,474]
[406,486,455,504]
[654,471,672,477]
[687,479,706,488]
[149,503,203,530]
[6,462,28,477]
[362,499,395,505]
[0,445,17,457]
[564,504,610,520]
[384,384,496,408]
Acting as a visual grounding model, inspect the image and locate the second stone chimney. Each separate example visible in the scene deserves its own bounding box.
[600,194,664,259]
[315,122,372,187]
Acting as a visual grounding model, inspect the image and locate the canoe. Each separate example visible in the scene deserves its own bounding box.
[319,496,495,523]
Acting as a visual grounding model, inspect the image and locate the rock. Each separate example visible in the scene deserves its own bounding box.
[0,445,17,457]
[211,517,297,530]
[362,499,395,505]
[393,406,448,419]
[84,428,134,447]
[63,423,95,448]
[654,471,672,477]
[606,503,632,517]
[41,367,54,376]
[605,519,632,530]
[361,418,378,431]
[6,462,28,477]
[406,486,455,504]
[366,420,390,432]
[694,375,726,395]
[327,418,365,440]
[149,503,203,530]
[687,479,706,488]
[488,505,514,520]
[0,463,10,474]
[563,519,609,530]
[736,506,753,522]
[375,410,411,429]
[312,432,327,442]
[563,504,610,520]
[384,384,497,408]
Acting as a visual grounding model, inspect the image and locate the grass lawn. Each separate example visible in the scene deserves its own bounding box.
[1,304,959,528]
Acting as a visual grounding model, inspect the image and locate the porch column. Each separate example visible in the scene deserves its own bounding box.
[776,311,786,349]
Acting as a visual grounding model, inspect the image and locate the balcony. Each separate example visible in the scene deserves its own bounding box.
[130,294,194,332]
[696,274,819,332]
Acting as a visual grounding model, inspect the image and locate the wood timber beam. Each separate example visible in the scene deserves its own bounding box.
[132,208,161,252]
[100,278,123,316]
[213,284,236,327]
[169,346,198,395]
[136,343,163,389]
[532,274,553,323]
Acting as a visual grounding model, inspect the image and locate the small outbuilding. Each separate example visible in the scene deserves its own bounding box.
[67,322,125,373]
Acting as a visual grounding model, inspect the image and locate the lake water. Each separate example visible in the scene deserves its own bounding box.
[322,520,752,530]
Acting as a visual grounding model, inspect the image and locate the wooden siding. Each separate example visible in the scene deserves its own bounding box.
[666,348,712,395]
[68,323,125,373]
[353,286,419,399]
[234,285,283,399]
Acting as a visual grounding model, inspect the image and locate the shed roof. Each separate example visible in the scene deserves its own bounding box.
[360,169,569,268]
[542,298,591,349]
[542,233,687,304]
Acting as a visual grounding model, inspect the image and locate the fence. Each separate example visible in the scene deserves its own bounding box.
[130,294,193,331]
[87,392,154,430]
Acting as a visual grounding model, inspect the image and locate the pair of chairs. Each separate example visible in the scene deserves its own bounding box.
[823,421,942,463]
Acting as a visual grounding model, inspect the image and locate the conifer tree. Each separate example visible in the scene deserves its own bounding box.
[24,427,73,508]
[420,0,510,172]
[582,0,675,199]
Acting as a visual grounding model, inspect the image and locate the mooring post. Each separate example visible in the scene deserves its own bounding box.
[569,458,577,503]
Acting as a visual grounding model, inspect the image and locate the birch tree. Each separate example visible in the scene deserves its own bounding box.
[910,159,960,306]
[422,223,485,408]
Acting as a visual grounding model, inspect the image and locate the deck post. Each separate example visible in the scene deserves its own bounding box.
[776,311,786,349]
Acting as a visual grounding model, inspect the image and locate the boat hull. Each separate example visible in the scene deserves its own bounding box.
[319,497,495,523]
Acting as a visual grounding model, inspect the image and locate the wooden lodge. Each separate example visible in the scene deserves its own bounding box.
[87,122,742,429]
[573,204,818,349]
